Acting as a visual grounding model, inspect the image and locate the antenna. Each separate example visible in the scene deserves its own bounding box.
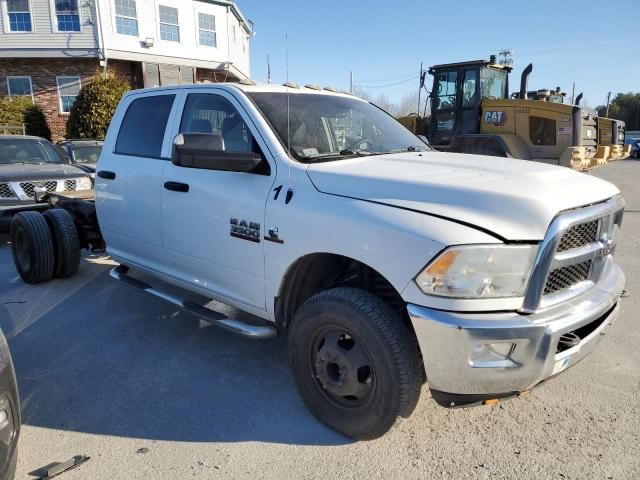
[285,33,294,203]
[267,54,272,84]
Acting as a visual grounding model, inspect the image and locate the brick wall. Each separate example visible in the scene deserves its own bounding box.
[0,58,135,141]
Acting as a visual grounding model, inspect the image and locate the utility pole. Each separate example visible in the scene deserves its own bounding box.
[417,62,423,117]
[349,71,353,94]
[605,91,611,117]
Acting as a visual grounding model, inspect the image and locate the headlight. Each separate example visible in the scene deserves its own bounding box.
[76,177,92,190]
[415,245,538,299]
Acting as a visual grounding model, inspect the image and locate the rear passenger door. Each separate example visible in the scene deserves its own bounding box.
[161,89,275,314]
[96,91,180,272]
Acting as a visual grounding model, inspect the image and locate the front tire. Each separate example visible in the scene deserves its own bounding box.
[288,288,421,440]
[10,211,55,284]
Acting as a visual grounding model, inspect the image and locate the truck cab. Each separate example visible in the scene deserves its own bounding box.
[428,59,511,146]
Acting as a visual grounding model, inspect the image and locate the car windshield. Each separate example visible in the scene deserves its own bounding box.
[0,138,64,165]
[71,145,102,164]
[247,92,430,162]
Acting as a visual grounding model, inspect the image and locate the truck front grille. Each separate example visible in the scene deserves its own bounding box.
[0,183,15,198]
[63,179,76,191]
[557,220,598,252]
[20,181,58,198]
[522,196,625,311]
[543,260,592,295]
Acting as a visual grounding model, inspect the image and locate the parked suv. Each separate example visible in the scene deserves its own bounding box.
[8,84,625,440]
[56,139,103,178]
[0,136,92,231]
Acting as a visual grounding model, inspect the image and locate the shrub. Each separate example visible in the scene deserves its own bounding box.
[65,70,130,139]
[0,96,51,140]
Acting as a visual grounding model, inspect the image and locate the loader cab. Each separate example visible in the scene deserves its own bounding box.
[428,60,511,146]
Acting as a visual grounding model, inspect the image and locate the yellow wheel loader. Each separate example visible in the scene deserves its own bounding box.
[425,57,629,170]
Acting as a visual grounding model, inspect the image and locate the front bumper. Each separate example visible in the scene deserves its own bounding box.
[408,262,624,406]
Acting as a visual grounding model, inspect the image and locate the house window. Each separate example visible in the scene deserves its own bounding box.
[6,0,32,32]
[7,76,33,99]
[114,0,138,36]
[159,5,179,42]
[56,76,81,113]
[198,12,216,47]
[54,0,81,32]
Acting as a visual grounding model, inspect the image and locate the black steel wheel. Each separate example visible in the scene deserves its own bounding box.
[43,209,81,279]
[10,211,55,284]
[288,287,421,440]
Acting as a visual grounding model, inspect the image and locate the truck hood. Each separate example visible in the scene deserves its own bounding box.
[306,151,620,240]
[0,163,87,183]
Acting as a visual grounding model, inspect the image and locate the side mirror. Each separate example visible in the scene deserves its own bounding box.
[172,133,262,173]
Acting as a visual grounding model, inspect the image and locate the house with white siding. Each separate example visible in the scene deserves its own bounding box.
[0,0,253,139]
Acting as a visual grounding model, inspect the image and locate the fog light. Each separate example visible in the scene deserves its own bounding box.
[470,342,517,368]
[0,410,7,425]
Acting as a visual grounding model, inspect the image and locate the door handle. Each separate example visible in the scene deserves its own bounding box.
[97,170,116,180]
[164,181,189,193]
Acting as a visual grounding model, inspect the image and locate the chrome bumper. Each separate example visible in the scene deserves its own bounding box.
[408,262,624,399]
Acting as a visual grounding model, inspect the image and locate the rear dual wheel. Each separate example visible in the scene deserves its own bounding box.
[10,209,80,284]
[288,288,422,440]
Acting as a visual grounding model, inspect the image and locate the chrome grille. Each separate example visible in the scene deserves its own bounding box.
[522,196,625,312]
[0,183,15,198]
[63,179,76,191]
[557,220,598,252]
[19,181,57,198]
[544,261,592,295]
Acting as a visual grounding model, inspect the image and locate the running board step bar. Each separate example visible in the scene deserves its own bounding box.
[110,265,277,339]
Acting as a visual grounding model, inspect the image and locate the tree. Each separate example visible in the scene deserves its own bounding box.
[66,70,130,139]
[596,92,640,130]
[0,96,51,139]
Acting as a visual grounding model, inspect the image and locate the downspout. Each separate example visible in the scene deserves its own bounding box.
[94,0,107,72]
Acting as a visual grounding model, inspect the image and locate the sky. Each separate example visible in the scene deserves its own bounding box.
[237,0,639,109]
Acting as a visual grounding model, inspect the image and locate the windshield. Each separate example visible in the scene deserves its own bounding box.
[0,138,65,165]
[71,145,102,164]
[248,92,430,162]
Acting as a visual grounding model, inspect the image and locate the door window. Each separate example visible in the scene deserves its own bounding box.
[435,71,457,111]
[179,93,269,174]
[115,94,175,158]
[462,69,478,107]
[180,93,255,153]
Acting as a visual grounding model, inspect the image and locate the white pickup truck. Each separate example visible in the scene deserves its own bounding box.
[9,82,625,440]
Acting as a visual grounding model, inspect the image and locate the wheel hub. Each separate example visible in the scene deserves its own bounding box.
[313,331,374,403]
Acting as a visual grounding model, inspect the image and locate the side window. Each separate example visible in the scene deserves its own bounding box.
[115,94,175,158]
[179,93,269,174]
[462,69,478,107]
[530,116,556,146]
[435,71,457,111]
[180,93,254,153]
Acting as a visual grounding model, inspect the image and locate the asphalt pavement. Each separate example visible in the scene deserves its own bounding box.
[1,160,639,479]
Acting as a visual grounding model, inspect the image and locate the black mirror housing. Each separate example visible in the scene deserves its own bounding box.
[172,133,262,173]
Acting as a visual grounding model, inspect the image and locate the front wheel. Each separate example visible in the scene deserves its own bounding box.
[288,288,421,440]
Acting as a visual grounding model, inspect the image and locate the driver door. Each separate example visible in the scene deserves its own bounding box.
[161,89,275,314]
